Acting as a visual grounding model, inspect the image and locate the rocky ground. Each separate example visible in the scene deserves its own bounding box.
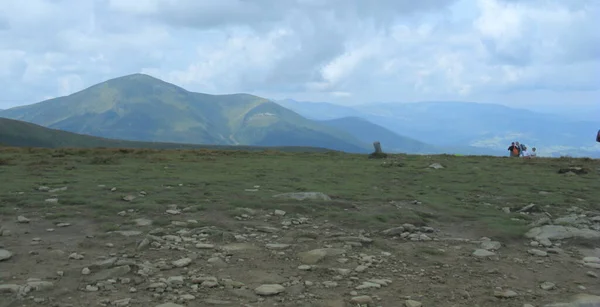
[1,190,600,307]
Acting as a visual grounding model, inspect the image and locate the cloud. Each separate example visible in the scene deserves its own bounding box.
[0,0,597,109]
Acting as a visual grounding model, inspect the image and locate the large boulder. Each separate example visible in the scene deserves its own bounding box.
[543,294,600,307]
[525,225,600,241]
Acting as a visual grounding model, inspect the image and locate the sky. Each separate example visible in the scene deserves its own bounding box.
[0,0,598,110]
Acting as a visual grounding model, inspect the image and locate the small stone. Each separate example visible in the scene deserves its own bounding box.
[355,265,368,272]
[473,249,496,257]
[85,285,99,292]
[207,257,227,267]
[17,215,30,223]
[195,243,215,249]
[405,300,423,307]
[172,258,192,268]
[298,265,312,271]
[69,253,84,260]
[274,210,286,216]
[481,241,502,251]
[429,163,444,169]
[254,284,285,296]
[528,249,548,257]
[113,298,131,306]
[0,249,12,261]
[122,195,136,201]
[538,238,552,247]
[180,294,195,300]
[81,267,91,275]
[266,243,291,250]
[350,296,373,304]
[167,276,185,286]
[540,281,556,290]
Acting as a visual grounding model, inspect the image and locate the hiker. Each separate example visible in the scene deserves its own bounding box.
[530,147,537,157]
[597,129,600,142]
[519,142,527,157]
[521,146,531,158]
[508,142,519,157]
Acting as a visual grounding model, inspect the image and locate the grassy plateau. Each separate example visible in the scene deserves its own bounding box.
[1,147,598,241]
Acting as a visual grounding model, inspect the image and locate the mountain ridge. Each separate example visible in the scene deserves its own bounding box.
[0,74,371,153]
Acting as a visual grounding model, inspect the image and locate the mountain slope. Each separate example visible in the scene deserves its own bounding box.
[318,117,439,154]
[275,99,363,120]
[0,117,334,152]
[0,74,369,153]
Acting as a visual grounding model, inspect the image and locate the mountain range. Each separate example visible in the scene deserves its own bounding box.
[0,73,597,157]
[276,99,600,158]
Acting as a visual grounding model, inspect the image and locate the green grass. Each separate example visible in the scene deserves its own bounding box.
[0,147,598,240]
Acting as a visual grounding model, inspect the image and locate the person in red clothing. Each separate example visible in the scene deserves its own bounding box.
[507,142,519,157]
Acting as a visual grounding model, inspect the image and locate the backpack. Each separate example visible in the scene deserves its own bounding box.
[520,144,526,151]
[512,146,519,155]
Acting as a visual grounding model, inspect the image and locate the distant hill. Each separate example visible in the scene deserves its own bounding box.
[276,99,600,157]
[276,99,363,120]
[0,117,334,152]
[0,74,370,153]
[318,117,439,154]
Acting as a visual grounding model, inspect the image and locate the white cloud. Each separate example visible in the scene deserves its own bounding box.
[0,0,597,109]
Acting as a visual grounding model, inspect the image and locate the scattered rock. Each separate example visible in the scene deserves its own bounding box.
[405,300,423,307]
[0,249,13,261]
[544,294,600,306]
[350,296,373,304]
[297,248,346,264]
[473,249,496,257]
[524,225,600,241]
[528,249,548,257]
[133,218,152,226]
[254,284,285,296]
[172,258,192,268]
[266,243,291,250]
[540,281,556,290]
[86,265,131,283]
[517,203,537,213]
[480,241,502,251]
[428,163,444,169]
[17,215,30,223]
[272,192,331,201]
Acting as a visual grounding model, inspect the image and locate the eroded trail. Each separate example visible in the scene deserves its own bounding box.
[1,195,600,307]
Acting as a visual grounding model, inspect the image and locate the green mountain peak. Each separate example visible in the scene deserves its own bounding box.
[0,74,369,153]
